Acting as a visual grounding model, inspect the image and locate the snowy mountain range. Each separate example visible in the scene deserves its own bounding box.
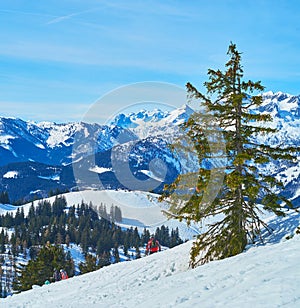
[0,104,194,167]
[0,92,299,204]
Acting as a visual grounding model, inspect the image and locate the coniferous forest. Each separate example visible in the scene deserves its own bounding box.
[0,196,183,296]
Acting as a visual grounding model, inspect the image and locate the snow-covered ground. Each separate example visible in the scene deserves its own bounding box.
[0,190,201,240]
[2,209,300,307]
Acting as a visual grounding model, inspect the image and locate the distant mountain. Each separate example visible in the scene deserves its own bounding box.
[0,104,195,168]
[256,92,300,206]
[0,118,140,167]
[0,161,66,202]
[0,106,193,201]
[0,92,299,205]
[256,92,300,146]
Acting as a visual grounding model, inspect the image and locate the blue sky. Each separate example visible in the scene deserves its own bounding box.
[1,0,300,123]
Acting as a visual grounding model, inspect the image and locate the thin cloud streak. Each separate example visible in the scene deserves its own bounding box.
[0,40,205,76]
[46,7,102,25]
[1,0,300,123]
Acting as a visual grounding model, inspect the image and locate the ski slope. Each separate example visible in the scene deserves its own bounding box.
[2,209,300,307]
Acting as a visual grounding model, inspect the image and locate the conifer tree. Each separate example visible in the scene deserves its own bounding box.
[141,228,150,244]
[113,245,120,263]
[0,230,5,253]
[0,191,10,204]
[110,205,116,223]
[163,43,296,267]
[135,246,141,259]
[98,251,111,268]
[0,265,3,297]
[79,254,99,274]
[114,206,122,223]
[15,244,74,291]
[123,243,129,257]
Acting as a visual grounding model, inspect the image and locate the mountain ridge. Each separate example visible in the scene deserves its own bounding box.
[0,91,299,204]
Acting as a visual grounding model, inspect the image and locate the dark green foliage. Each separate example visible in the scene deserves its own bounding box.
[153,226,183,248]
[79,254,99,274]
[0,276,2,298]
[97,203,109,220]
[123,243,129,256]
[162,43,297,267]
[14,244,74,292]
[113,245,121,263]
[141,228,150,244]
[0,230,6,253]
[0,191,10,204]
[97,251,111,268]
[110,205,122,223]
[1,194,184,291]
[135,246,141,259]
[169,228,183,248]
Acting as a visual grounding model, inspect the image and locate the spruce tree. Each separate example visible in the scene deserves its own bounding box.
[0,191,10,204]
[163,43,296,267]
[114,206,122,223]
[135,246,141,259]
[113,246,120,263]
[0,230,5,253]
[15,244,74,291]
[79,254,99,274]
[141,228,150,244]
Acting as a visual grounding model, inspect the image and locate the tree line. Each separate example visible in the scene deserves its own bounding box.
[0,196,183,295]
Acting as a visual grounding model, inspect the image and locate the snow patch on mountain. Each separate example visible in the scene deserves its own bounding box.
[111,109,168,128]
[276,164,300,185]
[34,143,45,149]
[111,104,193,141]
[43,123,82,148]
[0,134,15,144]
[38,175,60,181]
[3,171,19,179]
[0,203,17,214]
[140,170,164,182]
[89,166,113,174]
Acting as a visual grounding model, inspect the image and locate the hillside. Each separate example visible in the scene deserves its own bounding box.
[0,189,201,240]
[2,209,300,307]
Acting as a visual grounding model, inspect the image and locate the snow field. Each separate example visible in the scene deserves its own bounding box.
[1,190,300,307]
[0,190,201,240]
[2,232,300,307]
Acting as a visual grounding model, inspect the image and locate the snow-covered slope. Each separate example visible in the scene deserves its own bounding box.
[0,190,200,240]
[57,190,200,239]
[2,210,300,307]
